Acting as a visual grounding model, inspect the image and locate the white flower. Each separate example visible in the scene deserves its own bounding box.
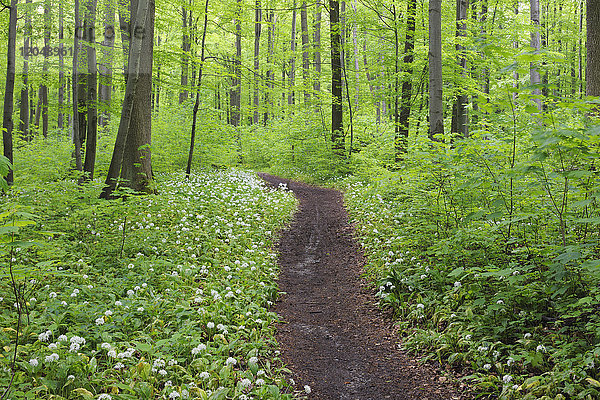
[29,358,39,367]
[61,300,68,306]
[108,349,117,358]
[127,290,135,297]
[101,342,112,350]
[70,342,80,352]
[191,344,206,355]
[503,375,513,384]
[95,316,105,325]
[240,378,252,388]
[114,362,125,370]
[256,378,265,386]
[536,344,546,353]
[45,353,59,362]
[249,356,258,364]
[137,307,144,312]
[483,363,492,370]
[169,391,180,399]
[115,300,122,306]
[225,357,237,366]
[304,385,311,394]
[97,394,112,400]
[465,334,472,340]
[49,292,57,298]
[158,369,167,376]
[207,322,215,329]
[507,357,514,366]
[416,303,424,309]
[496,300,504,305]
[68,374,75,380]
[524,333,532,339]
[49,343,58,350]
[39,330,52,342]
[454,281,462,288]
[199,371,210,379]
[58,334,68,342]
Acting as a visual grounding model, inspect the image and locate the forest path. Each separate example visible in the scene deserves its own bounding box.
[258,173,469,400]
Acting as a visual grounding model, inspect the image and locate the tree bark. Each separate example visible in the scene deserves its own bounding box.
[395,0,416,159]
[187,0,209,178]
[84,0,98,179]
[330,0,344,156]
[587,0,600,104]
[58,0,65,129]
[264,10,275,123]
[451,0,469,137]
[118,0,131,79]
[530,0,542,111]
[2,0,18,186]
[253,0,262,123]
[429,0,444,139]
[41,0,51,137]
[313,3,321,93]
[288,1,297,107]
[229,0,242,128]
[72,0,83,172]
[300,1,310,104]
[99,0,115,127]
[179,4,190,104]
[101,0,153,198]
[19,0,31,141]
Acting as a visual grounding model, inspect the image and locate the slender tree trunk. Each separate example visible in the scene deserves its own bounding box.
[84,0,98,179]
[264,10,275,123]
[395,0,416,159]
[579,0,584,97]
[530,0,542,111]
[154,35,161,113]
[350,0,360,108]
[101,0,153,198]
[313,3,321,93]
[392,5,400,145]
[429,0,444,139]
[2,0,18,186]
[19,0,31,141]
[118,0,131,79]
[288,1,297,107]
[330,0,344,156]
[451,0,469,137]
[58,0,65,129]
[187,0,209,178]
[41,0,51,137]
[253,0,261,123]
[180,4,190,104]
[99,0,115,127]
[229,0,242,128]
[300,1,310,104]
[72,0,84,172]
[588,0,600,106]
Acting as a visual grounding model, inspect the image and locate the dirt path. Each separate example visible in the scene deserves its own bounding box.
[259,173,469,400]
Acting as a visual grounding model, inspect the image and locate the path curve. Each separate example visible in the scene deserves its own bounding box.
[259,174,469,400]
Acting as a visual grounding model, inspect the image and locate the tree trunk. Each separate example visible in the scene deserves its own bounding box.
[392,5,400,152]
[330,0,344,156]
[313,3,321,93]
[180,4,190,104]
[530,0,542,111]
[187,0,209,178]
[300,1,310,104]
[429,0,444,139]
[229,0,242,128]
[99,0,115,127]
[587,0,600,104]
[253,0,261,123]
[101,0,153,198]
[58,0,65,129]
[288,1,297,107]
[350,0,359,108]
[72,0,83,172]
[84,0,98,180]
[118,0,131,79]
[154,35,161,113]
[451,0,469,137]
[41,0,51,138]
[2,0,18,186]
[395,0,416,159]
[264,10,275,123]
[19,0,31,141]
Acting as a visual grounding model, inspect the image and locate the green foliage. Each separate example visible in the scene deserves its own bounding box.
[0,154,11,190]
[343,117,600,399]
[0,169,298,399]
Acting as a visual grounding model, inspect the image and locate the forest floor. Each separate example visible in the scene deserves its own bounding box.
[258,173,473,400]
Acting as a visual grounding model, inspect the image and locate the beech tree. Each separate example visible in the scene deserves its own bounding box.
[587,0,600,103]
[330,0,344,156]
[2,0,17,186]
[429,0,444,139]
